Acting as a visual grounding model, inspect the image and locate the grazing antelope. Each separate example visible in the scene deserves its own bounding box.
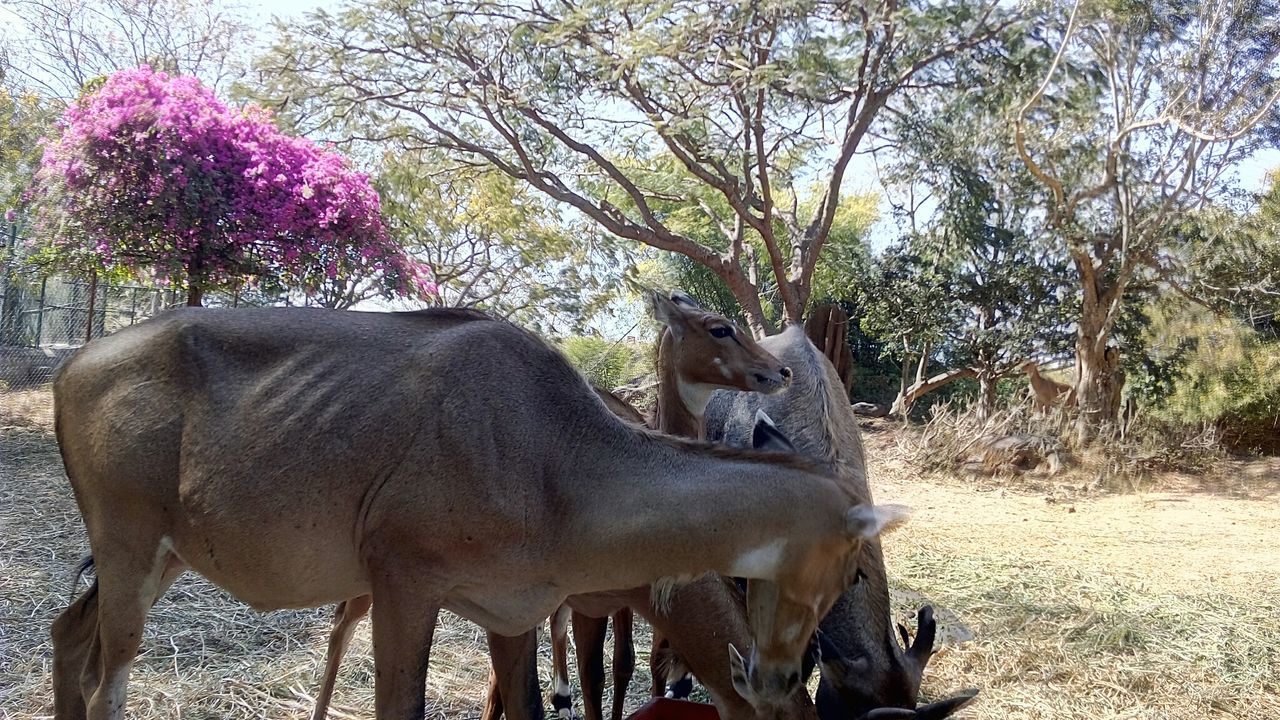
[49,307,903,720]
[310,290,791,720]
[313,385,646,720]
[550,290,793,720]
[1019,360,1075,411]
[706,326,979,720]
[482,414,828,720]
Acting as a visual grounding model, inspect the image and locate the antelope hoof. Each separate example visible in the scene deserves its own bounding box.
[665,674,694,700]
[552,693,578,720]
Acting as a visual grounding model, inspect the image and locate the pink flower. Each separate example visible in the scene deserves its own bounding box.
[33,65,405,300]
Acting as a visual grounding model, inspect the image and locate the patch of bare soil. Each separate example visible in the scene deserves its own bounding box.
[866,426,1280,718]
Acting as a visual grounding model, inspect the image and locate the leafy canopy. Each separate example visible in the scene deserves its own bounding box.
[32,66,423,303]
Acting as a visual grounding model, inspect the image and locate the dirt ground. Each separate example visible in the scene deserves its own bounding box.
[2,387,1278,719]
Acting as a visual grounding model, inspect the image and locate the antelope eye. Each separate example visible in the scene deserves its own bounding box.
[710,326,734,339]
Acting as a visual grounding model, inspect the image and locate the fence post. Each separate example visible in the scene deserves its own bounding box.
[35,276,47,346]
[85,270,98,343]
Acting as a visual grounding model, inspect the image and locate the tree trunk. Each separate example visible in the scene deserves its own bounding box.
[185,250,206,307]
[722,269,774,339]
[84,270,98,343]
[892,366,976,417]
[803,304,854,394]
[1074,291,1122,442]
[977,370,998,421]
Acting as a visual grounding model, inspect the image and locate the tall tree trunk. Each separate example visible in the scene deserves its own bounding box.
[803,304,854,394]
[1074,303,1121,442]
[977,370,998,421]
[1072,247,1128,442]
[185,253,204,307]
[723,269,774,339]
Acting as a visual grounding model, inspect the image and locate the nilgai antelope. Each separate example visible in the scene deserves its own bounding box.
[543,290,794,720]
[313,385,647,720]
[50,307,904,720]
[310,290,792,720]
[706,326,978,720]
[481,415,829,720]
[1019,360,1075,411]
[647,291,791,702]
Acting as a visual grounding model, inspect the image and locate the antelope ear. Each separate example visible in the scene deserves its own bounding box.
[913,689,979,720]
[728,644,753,701]
[649,290,690,338]
[669,289,701,309]
[752,410,795,453]
[845,504,911,540]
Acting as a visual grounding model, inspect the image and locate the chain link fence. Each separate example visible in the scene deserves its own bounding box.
[0,273,183,387]
[1,223,186,388]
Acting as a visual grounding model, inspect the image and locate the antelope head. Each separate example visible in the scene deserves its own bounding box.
[728,413,910,709]
[814,606,979,720]
[649,290,792,399]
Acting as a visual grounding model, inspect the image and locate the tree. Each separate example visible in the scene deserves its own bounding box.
[558,335,651,390]
[32,65,418,306]
[252,0,1010,336]
[0,81,56,214]
[0,0,253,99]
[376,148,635,333]
[1164,174,1280,336]
[871,59,1074,417]
[856,237,953,415]
[1141,298,1280,451]
[1014,0,1280,437]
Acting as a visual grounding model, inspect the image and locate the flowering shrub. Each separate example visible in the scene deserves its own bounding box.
[35,66,425,305]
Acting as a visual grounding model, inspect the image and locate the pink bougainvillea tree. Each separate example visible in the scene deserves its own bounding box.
[35,65,429,306]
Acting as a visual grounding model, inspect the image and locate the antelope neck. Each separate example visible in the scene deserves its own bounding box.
[655,331,709,440]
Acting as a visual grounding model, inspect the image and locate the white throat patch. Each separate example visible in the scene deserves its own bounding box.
[728,539,786,579]
[677,378,717,417]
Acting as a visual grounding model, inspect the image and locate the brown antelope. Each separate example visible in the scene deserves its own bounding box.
[309,290,792,720]
[1019,360,1075,411]
[546,290,793,720]
[481,414,830,720]
[49,307,904,720]
[706,326,979,720]
[647,291,775,701]
[313,386,645,720]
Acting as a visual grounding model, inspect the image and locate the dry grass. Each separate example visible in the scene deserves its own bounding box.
[4,386,1279,719]
[890,400,1264,498]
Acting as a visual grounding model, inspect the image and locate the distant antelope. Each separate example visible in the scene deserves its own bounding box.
[1019,360,1075,411]
[51,307,899,720]
[706,326,978,720]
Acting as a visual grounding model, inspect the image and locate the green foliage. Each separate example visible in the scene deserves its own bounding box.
[0,85,55,216]
[1165,177,1280,337]
[661,189,878,326]
[377,148,637,333]
[1143,302,1280,428]
[251,0,1011,331]
[557,335,651,390]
